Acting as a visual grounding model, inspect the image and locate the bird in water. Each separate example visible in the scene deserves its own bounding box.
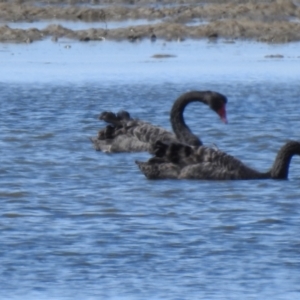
[91,91,228,153]
[136,140,300,180]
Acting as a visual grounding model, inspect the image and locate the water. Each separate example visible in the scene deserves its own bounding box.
[1,40,300,300]
[2,19,161,30]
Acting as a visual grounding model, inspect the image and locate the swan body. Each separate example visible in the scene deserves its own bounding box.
[91,91,227,153]
[136,141,300,180]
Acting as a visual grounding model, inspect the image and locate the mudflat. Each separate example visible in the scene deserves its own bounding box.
[0,0,300,43]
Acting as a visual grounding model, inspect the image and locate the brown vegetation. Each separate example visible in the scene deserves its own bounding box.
[0,0,300,43]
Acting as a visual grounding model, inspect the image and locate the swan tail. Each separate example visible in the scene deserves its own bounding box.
[99,110,132,127]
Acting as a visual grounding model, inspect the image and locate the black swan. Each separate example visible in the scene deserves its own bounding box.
[136,140,300,180]
[91,91,228,153]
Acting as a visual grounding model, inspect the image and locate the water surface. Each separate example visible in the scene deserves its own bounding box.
[3,19,160,30]
[1,40,300,300]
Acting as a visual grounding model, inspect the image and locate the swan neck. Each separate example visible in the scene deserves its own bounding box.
[170,91,209,146]
[270,141,300,179]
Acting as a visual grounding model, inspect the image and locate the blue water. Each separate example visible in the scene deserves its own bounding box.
[1,40,300,300]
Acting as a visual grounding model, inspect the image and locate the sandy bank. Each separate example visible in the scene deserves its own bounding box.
[0,0,300,43]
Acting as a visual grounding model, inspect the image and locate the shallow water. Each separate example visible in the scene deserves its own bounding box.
[1,40,300,300]
[1,39,300,84]
[3,19,161,30]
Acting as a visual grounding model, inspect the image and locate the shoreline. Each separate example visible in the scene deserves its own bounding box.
[0,0,300,43]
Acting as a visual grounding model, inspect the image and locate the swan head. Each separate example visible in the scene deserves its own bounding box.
[206,91,228,124]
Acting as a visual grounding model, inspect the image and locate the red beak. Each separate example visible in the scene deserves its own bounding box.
[217,106,228,124]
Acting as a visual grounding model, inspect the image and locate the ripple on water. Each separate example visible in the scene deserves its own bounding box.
[1,68,300,299]
[0,191,29,198]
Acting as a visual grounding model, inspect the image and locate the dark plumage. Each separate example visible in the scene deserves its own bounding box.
[91,91,228,153]
[136,141,300,180]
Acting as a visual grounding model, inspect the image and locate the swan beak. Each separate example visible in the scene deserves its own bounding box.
[217,106,228,124]
[221,116,228,124]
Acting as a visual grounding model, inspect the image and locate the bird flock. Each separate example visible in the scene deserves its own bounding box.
[91,91,300,181]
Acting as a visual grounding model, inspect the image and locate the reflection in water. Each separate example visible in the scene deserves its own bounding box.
[1,47,300,299]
